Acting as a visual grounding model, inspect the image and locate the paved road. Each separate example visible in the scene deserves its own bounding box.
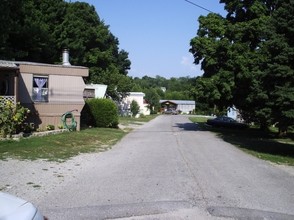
[40,115,294,219]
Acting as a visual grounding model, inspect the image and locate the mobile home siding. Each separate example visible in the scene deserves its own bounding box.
[18,73,33,103]
[17,63,88,131]
[19,63,88,77]
[32,103,84,131]
[49,75,85,103]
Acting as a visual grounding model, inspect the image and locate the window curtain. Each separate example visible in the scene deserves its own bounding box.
[34,78,47,101]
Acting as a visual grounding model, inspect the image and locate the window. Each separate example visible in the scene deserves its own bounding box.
[32,76,48,102]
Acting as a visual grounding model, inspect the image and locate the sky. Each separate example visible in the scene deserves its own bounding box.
[81,0,227,79]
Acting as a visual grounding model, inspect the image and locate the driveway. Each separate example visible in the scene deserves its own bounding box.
[2,115,294,219]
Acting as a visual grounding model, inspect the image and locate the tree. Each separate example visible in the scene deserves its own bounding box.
[221,0,294,132]
[0,0,23,59]
[190,13,234,113]
[133,76,196,100]
[219,0,274,129]
[0,0,132,101]
[190,0,294,132]
[260,0,294,134]
[190,76,226,115]
[144,88,160,114]
[0,0,62,61]
[89,65,133,102]
[117,50,131,75]
[131,83,143,92]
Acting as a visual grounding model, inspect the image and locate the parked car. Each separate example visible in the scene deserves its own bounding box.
[206,116,248,129]
[163,109,178,115]
[0,192,46,220]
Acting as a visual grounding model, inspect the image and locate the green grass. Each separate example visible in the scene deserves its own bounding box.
[189,116,213,124]
[119,114,158,125]
[0,115,158,162]
[189,116,294,166]
[0,128,126,162]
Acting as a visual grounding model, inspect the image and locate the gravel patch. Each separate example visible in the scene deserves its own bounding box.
[0,153,103,205]
[0,123,145,205]
[2,148,293,209]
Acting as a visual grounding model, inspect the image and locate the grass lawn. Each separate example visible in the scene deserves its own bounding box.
[0,115,158,162]
[189,116,294,166]
[119,114,158,125]
[0,128,125,162]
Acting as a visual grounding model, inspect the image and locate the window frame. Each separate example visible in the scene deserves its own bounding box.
[32,75,49,102]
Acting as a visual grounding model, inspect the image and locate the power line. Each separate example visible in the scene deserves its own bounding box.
[184,0,214,13]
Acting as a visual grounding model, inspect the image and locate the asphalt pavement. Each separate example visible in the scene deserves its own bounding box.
[40,115,294,219]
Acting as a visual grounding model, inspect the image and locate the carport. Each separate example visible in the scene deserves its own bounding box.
[160,100,177,112]
[160,100,195,114]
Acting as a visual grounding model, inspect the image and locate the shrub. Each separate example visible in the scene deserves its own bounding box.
[0,99,30,137]
[22,122,35,133]
[130,100,140,117]
[46,124,55,131]
[83,98,118,128]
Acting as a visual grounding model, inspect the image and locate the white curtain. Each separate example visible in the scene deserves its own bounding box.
[34,78,47,101]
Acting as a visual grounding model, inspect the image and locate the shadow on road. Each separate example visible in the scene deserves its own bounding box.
[174,122,201,131]
[190,122,294,165]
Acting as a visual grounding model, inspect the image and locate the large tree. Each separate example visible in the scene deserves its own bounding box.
[260,0,294,133]
[190,0,294,132]
[190,13,234,113]
[143,88,161,114]
[0,0,62,61]
[0,0,132,101]
[54,2,132,100]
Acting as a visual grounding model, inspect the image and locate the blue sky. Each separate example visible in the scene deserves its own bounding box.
[82,0,226,78]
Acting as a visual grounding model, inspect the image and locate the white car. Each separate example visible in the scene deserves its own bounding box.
[0,192,45,220]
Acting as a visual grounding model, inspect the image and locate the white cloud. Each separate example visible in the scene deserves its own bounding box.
[180,54,203,76]
[181,54,197,70]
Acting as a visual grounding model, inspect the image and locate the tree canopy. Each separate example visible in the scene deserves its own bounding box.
[130,75,196,113]
[190,0,294,133]
[0,0,131,101]
[132,76,196,99]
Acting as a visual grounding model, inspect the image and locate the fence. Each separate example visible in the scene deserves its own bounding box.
[0,96,16,105]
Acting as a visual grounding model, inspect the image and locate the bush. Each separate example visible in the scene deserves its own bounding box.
[0,99,30,137]
[130,100,140,117]
[139,113,146,118]
[82,98,118,128]
[22,122,35,133]
[46,124,55,131]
